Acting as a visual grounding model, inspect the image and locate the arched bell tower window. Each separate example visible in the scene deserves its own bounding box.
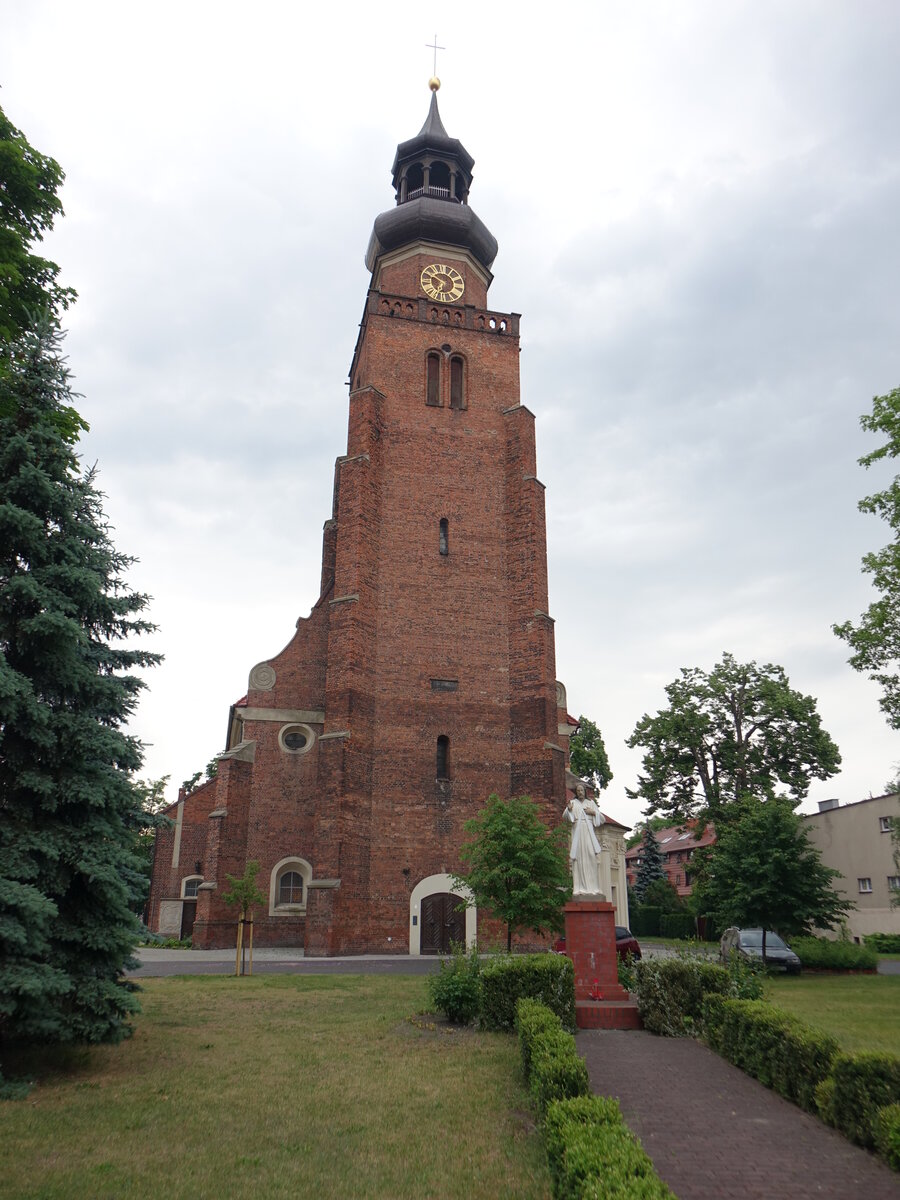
[429,161,451,199]
[450,356,465,410]
[426,352,441,406]
[436,735,449,780]
[407,162,424,198]
[439,518,449,556]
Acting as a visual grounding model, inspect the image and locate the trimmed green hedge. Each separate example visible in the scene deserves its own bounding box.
[529,1026,590,1116]
[864,933,900,953]
[791,936,877,971]
[659,912,695,940]
[632,957,730,1036]
[874,1103,900,1171]
[823,1052,900,1149]
[480,953,575,1032]
[544,1096,675,1199]
[516,997,564,1081]
[703,995,838,1113]
[629,906,661,938]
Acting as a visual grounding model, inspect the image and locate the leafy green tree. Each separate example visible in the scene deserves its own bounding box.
[0,105,76,352]
[179,756,220,796]
[0,316,160,1073]
[834,387,900,729]
[569,715,613,792]
[131,777,172,917]
[632,824,667,903]
[221,860,266,920]
[626,653,840,823]
[692,797,852,961]
[452,794,571,952]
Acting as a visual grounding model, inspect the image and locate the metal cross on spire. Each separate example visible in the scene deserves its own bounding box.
[426,34,445,77]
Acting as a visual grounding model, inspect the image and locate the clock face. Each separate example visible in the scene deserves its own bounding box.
[420,263,465,302]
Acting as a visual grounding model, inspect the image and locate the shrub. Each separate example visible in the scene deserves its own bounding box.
[791,936,877,971]
[426,942,482,1024]
[544,1096,675,1199]
[617,950,638,993]
[480,953,575,1032]
[659,912,695,940]
[873,1103,900,1171]
[632,957,730,1036]
[721,950,765,1000]
[864,933,900,954]
[516,997,563,1082]
[702,996,838,1112]
[814,1075,835,1126]
[529,1025,590,1117]
[827,1052,900,1149]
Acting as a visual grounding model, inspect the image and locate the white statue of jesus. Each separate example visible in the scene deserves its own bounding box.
[565,783,606,897]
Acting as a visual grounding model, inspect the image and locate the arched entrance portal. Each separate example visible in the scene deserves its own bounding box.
[409,873,476,955]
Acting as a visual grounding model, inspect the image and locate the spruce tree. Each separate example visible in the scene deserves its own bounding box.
[0,318,160,1068]
[633,823,666,902]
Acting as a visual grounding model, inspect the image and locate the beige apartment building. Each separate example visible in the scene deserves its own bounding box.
[803,793,900,941]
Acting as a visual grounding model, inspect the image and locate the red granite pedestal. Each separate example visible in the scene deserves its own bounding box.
[564,899,642,1030]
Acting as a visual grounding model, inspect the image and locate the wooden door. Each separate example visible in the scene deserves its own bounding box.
[420,893,466,954]
[180,900,197,940]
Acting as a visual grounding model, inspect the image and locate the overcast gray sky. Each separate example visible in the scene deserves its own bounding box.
[4,1,900,828]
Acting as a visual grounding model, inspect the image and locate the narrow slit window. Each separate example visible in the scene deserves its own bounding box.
[439,518,449,556]
[426,353,441,406]
[436,735,449,780]
[450,356,464,409]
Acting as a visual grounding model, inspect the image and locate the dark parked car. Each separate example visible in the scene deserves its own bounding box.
[553,927,642,961]
[719,927,801,973]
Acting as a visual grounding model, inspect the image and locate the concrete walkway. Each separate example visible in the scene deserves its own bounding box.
[577,1029,898,1200]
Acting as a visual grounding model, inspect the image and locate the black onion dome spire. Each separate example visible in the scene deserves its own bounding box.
[365,85,498,274]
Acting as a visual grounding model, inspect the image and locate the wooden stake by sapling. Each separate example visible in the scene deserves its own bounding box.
[234,914,243,977]
[221,862,265,978]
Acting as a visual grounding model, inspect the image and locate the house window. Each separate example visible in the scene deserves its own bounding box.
[888,876,900,892]
[436,735,449,780]
[439,518,449,556]
[426,352,441,406]
[858,878,873,893]
[880,816,894,833]
[278,871,304,905]
[181,875,202,899]
[449,356,465,409]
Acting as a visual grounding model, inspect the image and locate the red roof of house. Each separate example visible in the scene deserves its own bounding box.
[624,820,716,861]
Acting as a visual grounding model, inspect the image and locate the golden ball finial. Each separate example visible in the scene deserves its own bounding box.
[429,76,441,92]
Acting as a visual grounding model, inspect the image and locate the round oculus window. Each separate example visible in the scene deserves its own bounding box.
[279,723,314,754]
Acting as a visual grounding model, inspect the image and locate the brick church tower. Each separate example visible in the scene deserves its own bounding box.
[148,84,576,954]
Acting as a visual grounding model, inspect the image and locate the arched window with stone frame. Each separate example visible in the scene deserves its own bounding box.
[269,857,313,916]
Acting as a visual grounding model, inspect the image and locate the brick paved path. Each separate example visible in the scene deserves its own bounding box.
[577,1030,899,1200]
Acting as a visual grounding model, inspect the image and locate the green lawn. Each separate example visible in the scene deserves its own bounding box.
[765,972,900,1055]
[0,975,550,1200]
